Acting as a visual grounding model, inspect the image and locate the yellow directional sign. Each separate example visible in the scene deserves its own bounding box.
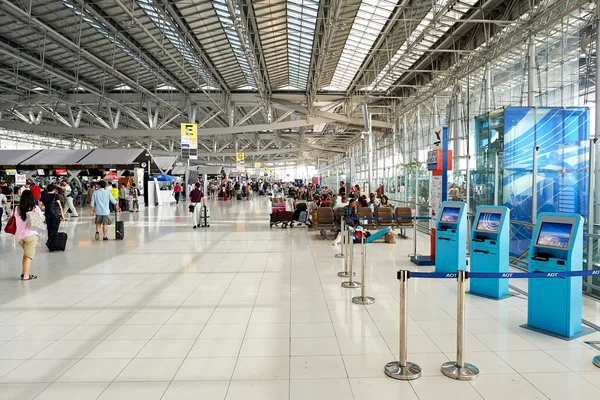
[236,152,245,161]
[254,162,261,168]
[264,167,268,171]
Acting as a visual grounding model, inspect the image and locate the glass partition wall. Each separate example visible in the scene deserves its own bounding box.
[318,4,600,300]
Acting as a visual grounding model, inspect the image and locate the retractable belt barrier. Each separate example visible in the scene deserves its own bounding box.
[352,235,375,305]
[344,216,432,222]
[405,270,600,279]
[385,268,600,380]
[341,225,361,289]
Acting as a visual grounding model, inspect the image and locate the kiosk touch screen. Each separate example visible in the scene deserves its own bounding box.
[439,207,460,223]
[475,212,501,233]
[535,222,573,249]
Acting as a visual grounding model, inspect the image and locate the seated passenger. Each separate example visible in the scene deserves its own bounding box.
[379,195,393,208]
[342,198,358,225]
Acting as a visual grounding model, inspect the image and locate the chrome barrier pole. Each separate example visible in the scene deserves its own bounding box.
[335,219,345,258]
[338,226,352,278]
[342,227,361,288]
[441,270,479,380]
[352,236,375,304]
[408,215,417,257]
[385,270,421,380]
[594,355,600,369]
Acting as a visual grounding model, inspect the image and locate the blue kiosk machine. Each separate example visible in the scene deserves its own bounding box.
[527,212,583,338]
[435,201,467,273]
[470,206,510,299]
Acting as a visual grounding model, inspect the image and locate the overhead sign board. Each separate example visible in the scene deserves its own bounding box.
[181,123,198,160]
[15,174,27,185]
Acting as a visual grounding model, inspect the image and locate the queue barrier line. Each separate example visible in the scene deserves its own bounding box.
[385,268,600,381]
[404,270,600,280]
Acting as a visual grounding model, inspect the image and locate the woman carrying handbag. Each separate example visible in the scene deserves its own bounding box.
[6,191,45,280]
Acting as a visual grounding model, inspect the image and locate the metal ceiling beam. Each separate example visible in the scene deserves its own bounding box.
[234,0,271,97]
[114,0,226,113]
[156,0,230,92]
[0,0,185,116]
[307,0,339,107]
[0,118,331,138]
[271,98,392,129]
[346,0,411,94]
[74,0,188,93]
[395,0,588,116]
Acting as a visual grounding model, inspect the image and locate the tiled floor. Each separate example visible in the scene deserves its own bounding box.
[0,196,599,400]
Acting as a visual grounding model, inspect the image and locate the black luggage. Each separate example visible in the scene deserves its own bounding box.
[47,232,67,252]
[237,193,242,200]
[200,206,210,228]
[115,210,124,240]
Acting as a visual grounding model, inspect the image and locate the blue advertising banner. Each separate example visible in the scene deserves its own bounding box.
[475,106,590,259]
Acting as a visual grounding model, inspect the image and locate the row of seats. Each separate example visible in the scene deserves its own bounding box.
[316,206,414,233]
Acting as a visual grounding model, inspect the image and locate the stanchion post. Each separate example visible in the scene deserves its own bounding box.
[335,219,345,258]
[352,236,375,304]
[342,227,361,288]
[338,226,352,278]
[385,270,421,380]
[409,215,417,257]
[593,355,600,369]
[441,270,479,380]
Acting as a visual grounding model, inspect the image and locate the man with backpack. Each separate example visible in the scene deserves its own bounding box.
[189,183,206,229]
[61,180,79,217]
[40,184,65,236]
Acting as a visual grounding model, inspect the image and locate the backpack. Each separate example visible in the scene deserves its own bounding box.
[47,194,62,219]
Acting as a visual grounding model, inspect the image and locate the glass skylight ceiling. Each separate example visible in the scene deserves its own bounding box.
[324,0,398,91]
[212,0,257,89]
[59,0,167,88]
[136,0,218,89]
[368,0,478,92]
[287,0,320,90]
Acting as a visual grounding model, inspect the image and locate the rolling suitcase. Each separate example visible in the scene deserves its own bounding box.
[47,232,67,252]
[200,206,210,227]
[115,210,124,240]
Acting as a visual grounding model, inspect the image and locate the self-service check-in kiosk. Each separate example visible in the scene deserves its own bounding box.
[470,206,510,299]
[435,201,467,273]
[527,212,583,338]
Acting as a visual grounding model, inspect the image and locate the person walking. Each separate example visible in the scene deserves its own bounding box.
[13,191,45,280]
[130,183,140,212]
[110,183,119,213]
[91,181,117,241]
[61,180,79,217]
[0,190,7,233]
[39,184,65,236]
[119,184,128,212]
[173,182,182,204]
[30,181,41,206]
[189,183,206,229]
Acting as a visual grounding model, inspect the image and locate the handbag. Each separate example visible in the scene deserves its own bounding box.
[27,210,46,231]
[4,210,16,235]
[188,204,196,213]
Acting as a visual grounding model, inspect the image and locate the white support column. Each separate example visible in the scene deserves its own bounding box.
[454,86,462,177]
[528,36,536,107]
[484,64,492,112]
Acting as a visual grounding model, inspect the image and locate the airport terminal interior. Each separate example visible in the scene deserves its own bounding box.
[1,0,600,399]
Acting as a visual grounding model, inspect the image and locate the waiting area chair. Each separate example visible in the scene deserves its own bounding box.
[317,207,336,238]
[395,206,413,239]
